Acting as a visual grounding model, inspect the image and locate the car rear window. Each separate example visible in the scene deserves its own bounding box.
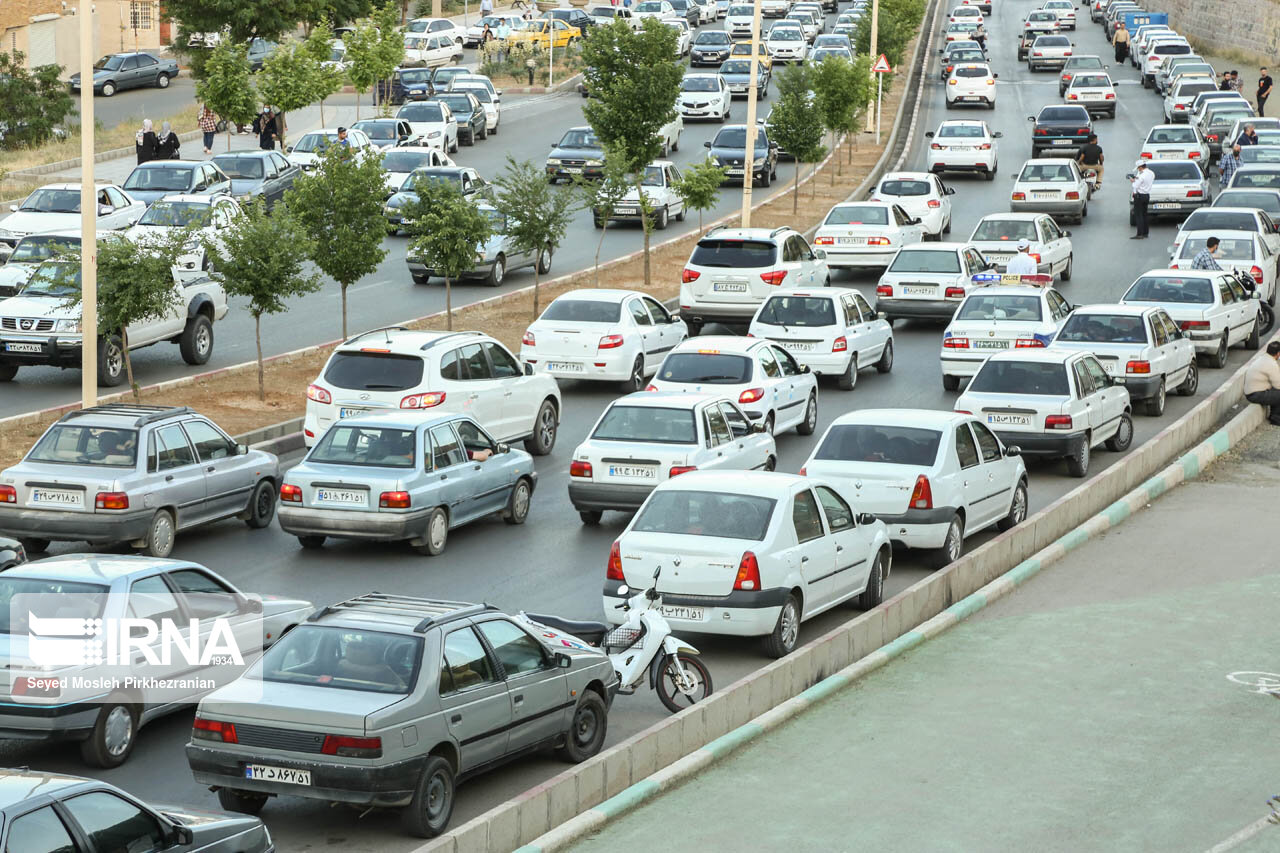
[1057,313,1149,343]
[324,352,425,391]
[813,424,941,466]
[1240,147,1280,163]
[1232,170,1280,188]
[955,294,1043,321]
[1018,163,1075,182]
[659,352,753,384]
[633,489,775,540]
[1175,82,1216,98]
[256,626,423,694]
[888,249,961,273]
[878,179,931,196]
[0,579,108,634]
[1179,236,1256,260]
[1215,190,1280,214]
[955,66,988,77]
[1124,275,1215,303]
[824,205,889,225]
[592,405,697,444]
[690,238,776,267]
[1182,210,1258,232]
[1147,162,1202,180]
[968,360,1070,395]
[309,425,416,468]
[1153,43,1191,55]
[1072,74,1110,87]
[756,295,836,327]
[27,425,138,467]
[971,219,1038,241]
[1146,127,1196,144]
[1038,106,1089,122]
[541,299,622,322]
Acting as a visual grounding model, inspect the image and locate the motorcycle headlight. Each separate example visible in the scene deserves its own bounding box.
[53,319,80,332]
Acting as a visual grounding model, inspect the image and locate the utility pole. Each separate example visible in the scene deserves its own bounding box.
[79,1,98,408]
[740,0,763,226]
[865,0,879,132]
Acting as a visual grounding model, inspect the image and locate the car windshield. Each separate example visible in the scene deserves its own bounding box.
[1179,236,1256,260]
[137,200,212,227]
[541,299,622,322]
[399,69,433,85]
[956,294,1043,321]
[683,76,720,92]
[93,55,124,70]
[436,95,472,113]
[1215,191,1280,214]
[719,61,760,76]
[971,218,1037,241]
[633,489,775,540]
[950,50,984,62]
[1208,111,1254,128]
[696,31,731,43]
[355,122,398,140]
[18,188,81,213]
[1057,313,1150,343]
[1174,82,1216,97]
[591,6,619,15]
[211,156,264,179]
[1036,36,1069,46]
[937,124,984,138]
[328,47,345,62]
[1124,275,1215,304]
[405,169,463,192]
[1146,127,1196,144]
[592,405,697,443]
[756,296,836,327]
[825,205,889,225]
[8,235,78,263]
[28,425,139,467]
[771,27,804,39]
[21,261,80,298]
[123,165,194,192]
[558,128,599,148]
[814,424,942,466]
[639,166,666,187]
[1148,162,1203,180]
[1182,210,1258,232]
[381,151,435,173]
[1038,107,1088,122]
[637,0,665,9]
[712,127,767,148]
[256,626,423,694]
[968,360,1070,395]
[659,352,753,384]
[1019,164,1075,182]
[406,19,432,31]
[888,249,961,273]
[955,66,989,77]
[689,238,776,267]
[0,578,109,635]
[323,351,425,391]
[878,179,931,196]
[398,102,445,123]
[309,425,417,468]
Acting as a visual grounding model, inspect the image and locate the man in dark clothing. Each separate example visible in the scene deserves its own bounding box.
[1078,134,1104,189]
[1220,71,1234,91]
[1259,67,1274,116]
[1238,123,1259,147]
[253,107,277,150]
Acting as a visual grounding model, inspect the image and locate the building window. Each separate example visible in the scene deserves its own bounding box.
[130,1,153,30]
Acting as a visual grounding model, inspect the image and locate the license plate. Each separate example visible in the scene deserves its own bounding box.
[713,282,748,292]
[1083,93,1102,100]
[1032,191,1057,199]
[837,237,866,245]
[1157,151,1179,159]
[659,605,706,621]
[316,489,368,505]
[244,765,312,786]
[608,465,657,478]
[29,488,83,507]
[987,413,1032,426]
[547,361,583,372]
[780,341,815,351]
[987,254,1013,263]
[1152,202,1181,210]
[902,285,936,295]
[951,146,975,151]
[4,342,41,353]
[338,407,370,419]
[972,339,1008,349]
[1052,138,1072,145]
[616,207,637,214]
[564,167,583,174]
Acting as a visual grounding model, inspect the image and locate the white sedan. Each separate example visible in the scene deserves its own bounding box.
[766,25,808,63]
[1051,303,1198,415]
[968,212,1073,279]
[678,73,732,122]
[1139,123,1210,163]
[812,201,926,269]
[285,128,375,170]
[603,471,892,657]
[0,183,144,257]
[748,288,894,388]
[1170,230,1278,306]
[649,336,820,436]
[664,19,693,57]
[1042,0,1076,28]
[955,348,1133,478]
[801,409,1027,567]
[1027,34,1073,71]
[569,392,776,523]
[1180,206,1280,262]
[876,242,992,322]
[520,288,687,391]
[1120,268,1263,368]
[870,171,954,238]
[945,63,998,109]
[634,0,677,21]
[377,146,455,195]
[1064,72,1116,118]
[124,194,242,280]
[940,278,1072,388]
[395,100,459,154]
[925,120,1001,179]
[1009,158,1090,223]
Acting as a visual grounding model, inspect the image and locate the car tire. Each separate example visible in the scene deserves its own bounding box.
[1245,316,1261,350]
[524,399,558,455]
[97,335,125,387]
[796,391,817,435]
[18,537,50,553]
[943,217,951,234]
[157,73,170,89]
[217,789,268,816]
[876,339,894,373]
[1066,434,1091,477]
[503,477,532,525]
[1079,203,1088,222]
[80,701,137,768]
[537,244,553,275]
[387,225,400,236]
[1129,207,1136,226]
[298,535,325,549]
[243,479,276,528]
[486,254,506,287]
[1144,379,1167,416]
[557,691,608,762]
[579,510,603,525]
[836,354,857,390]
[762,592,800,658]
[675,205,685,222]
[179,314,214,365]
[401,755,456,838]
[101,81,116,96]
[656,206,669,229]
[928,514,964,569]
[1062,253,1073,281]
[141,510,175,558]
[621,355,645,393]
[411,273,429,284]
[942,374,960,391]
[857,549,885,609]
[479,124,488,140]
[1207,332,1229,368]
[1105,411,1133,452]
[763,454,776,471]
[984,167,995,181]
[997,480,1028,532]
[0,363,16,382]
[593,215,604,229]
[1176,360,1199,396]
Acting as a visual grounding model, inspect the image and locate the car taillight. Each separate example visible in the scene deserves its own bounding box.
[192,717,238,743]
[321,735,383,758]
[943,337,969,348]
[739,387,765,404]
[598,334,624,349]
[987,79,995,85]
[863,236,890,246]
[1066,191,1080,199]
[979,142,992,150]
[1012,191,1026,200]
[1188,151,1201,159]
[1139,152,1152,159]
[645,383,658,391]
[876,284,893,296]
[1064,50,1071,56]
[95,492,128,510]
[1126,360,1151,374]
[1015,338,1047,348]
[1062,73,1072,81]
[1175,103,1186,109]
[927,199,942,208]
[1067,93,1078,100]
[1179,320,1210,330]
[379,491,411,509]
[831,336,848,352]
[401,391,445,409]
[954,410,972,415]
[945,286,966,298]
[1076,128,1089,135]
[682,268,701,283]
[909,475,933,510]
[931,142,943,149]
[522,330,536,346]
[1207,134,1219,142]
[570,460,593,478]
[948,79,958,85]
[1104,92,1115,99]
[760,270,787,286]
[0,485,13,504]
[1251,265,1265,284]
[1029,253,1042,263]
[814,235,834,244]
[1186,189,1203,198]
[733,551,762,590]
[1034,129,1048,135]
[1045,414,1073,430]
[607,541,625,580]
[10,676,59,699]
[280,483,302,502]
[669,465,697,477]
[1034,51,1043,57]
[306,383,332,404]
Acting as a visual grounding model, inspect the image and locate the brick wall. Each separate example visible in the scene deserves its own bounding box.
[1148,0,1280,64]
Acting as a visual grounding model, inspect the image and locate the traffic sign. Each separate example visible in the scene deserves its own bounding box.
[872,54,891,73]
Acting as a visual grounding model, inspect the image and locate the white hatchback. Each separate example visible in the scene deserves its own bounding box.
[875,242,992,322]
[940,280,1072,388]
[801,409,1027,566]
[870,171,955,238]
[812,201,926,269]
[520,288,688,391]
[678,73,732,122]
[945,63,998,109]
[748,288,894,388]
[925,120,1001,178]
[766,24,808,62]
[1170,230,1278,305]
[1120,269,1263,368]
[968,212,1074,279]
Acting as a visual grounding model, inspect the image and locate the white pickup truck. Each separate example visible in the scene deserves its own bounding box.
[0,259,227,386]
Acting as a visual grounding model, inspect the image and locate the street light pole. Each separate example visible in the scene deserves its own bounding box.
[79,2,97,409]
[740,0,763,226]
[865,0,879,131]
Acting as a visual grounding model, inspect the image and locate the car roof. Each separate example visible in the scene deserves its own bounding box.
[1022,158,1079,167]
[1072,303,1157,317]
[881,171,935,181]
[610,391,723,409]
[0,770,96,810]
[770,288,840,299]
[976,211,1047,222]
[673,335,765,354]
[937,119,989,127]
[322,410,466,430]
[1134,267,1217,279]
[1179,228,1258,241]
[966,284,1050,297]
[658,469,806,495]
[133,160,202,168]
[699,226,792,240]
[986,348,1078,364]
[304,593,497,634]
[1188,206,1259,216]
[829,408,970,429]
[897,241,971,251]
[212,150,274,158]
[3,554,189,583]
[154,194,226,205]
[551,288,643,303]
[336,328,488,353]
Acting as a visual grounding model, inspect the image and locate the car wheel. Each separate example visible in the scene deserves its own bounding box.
[1079,203,1088,221]
[942,374,960,391]
[297,535,325,549]
[1176,360,1199,396]
[244,479,276,529]
[157,73,170,89]
[524,399,558,455]
[997,480,1028,532]
[675,204,685,222]
[876,339,894,373]
[412,507,449,556]
[401,755,456,838]
[1065,434,1091,477]
[101,80,116,97]
[620,355,645,393]
[985,166,995,181]
[593,215,604,229]
[763,411,776,435]
[97,335,125,387]
[18,537,49,553]
[1207,332,1229,368]
[387,224,400,236]
[486,254,506,287]
[656,654,713,712]
[763,593,801,658]
[928,514,964,569]
[1245,316,1261,350]
[1062,254,1073,282]
[579,510,603,525]
[503,477,532,525]
[557,691,608,762]
[217,789,268,816]
[1105,412,1134,452]
[796,391,817,435]
[1144,379,1166,416]
[141,510,175,558]
[857,549,886,609]
[179,314,214,365]
[763,454,776,471]
[656,206,669,229]
[836,353,858,390]
[411,273,430,285]
[537,244,553,274]
[1129,207,1136,226]
[80,701,137,768]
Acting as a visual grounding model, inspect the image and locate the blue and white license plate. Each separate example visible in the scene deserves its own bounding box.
[30,488,83,507]
[338,407,370,419]
[547,361,583,372]
[5,342,41,353]
[608,465,657,478]
[316,488,367,505]
[245,765,312,785]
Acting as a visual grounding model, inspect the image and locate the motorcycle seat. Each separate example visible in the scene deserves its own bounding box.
[525,614,610,645]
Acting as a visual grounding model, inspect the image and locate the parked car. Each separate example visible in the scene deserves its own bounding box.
[124,194,243,281]
[285,128,378,169]
[211,150,300,209]
[69,51,179,96]
[121,160,233,206]
[1170,230,1278,305]
[385,166,488,234]
[351,118,419,151]
[0,183,144,257]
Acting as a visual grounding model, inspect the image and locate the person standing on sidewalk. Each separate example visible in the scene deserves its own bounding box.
[1130,161,1154,239]
[1244,341,1280,425]
[135,119,157,164]
[1220,143,1244,188]
[1220,70,1234,91]
[156,121,181,159]
[253,106,277,151]
[1112,22,1129,63]
[199,105,218,155]
[480,0,493,14]
[1259,67,1274,116]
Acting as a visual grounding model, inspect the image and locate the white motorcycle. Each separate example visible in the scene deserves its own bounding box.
[521,567,713,713]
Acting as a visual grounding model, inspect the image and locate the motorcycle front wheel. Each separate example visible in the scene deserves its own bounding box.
[656,654,714,713]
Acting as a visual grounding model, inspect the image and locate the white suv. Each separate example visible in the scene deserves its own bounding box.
[680,226,830,335]
[303,329,562,454]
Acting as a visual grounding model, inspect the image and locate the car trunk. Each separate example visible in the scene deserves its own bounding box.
[582,442,689,487]
[1054,340,1145,377]
[293,466,403,513]
[963,391,1067,434]
[204,679,399,736]
[534,322,620,360]
[754,323,834,354]
[947,319,1049,351]
[6,461,122,515]
[619,531,744,597]
[801,461,920,515]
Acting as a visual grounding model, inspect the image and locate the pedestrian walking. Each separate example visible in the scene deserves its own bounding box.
[1130,161,1154,239]
[1112,22,1129,63]
[1244,341,1280,425]
[253,106,277,151]
[156,121,181,159]
[480,0,493,14]
[1220,144,1244,187]
[135,119,158,164]
[1078,133,1104,189]
[198,105,218,154]
[1259,67,1274,116]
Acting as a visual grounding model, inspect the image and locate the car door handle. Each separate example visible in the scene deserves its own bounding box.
[801,556,809,563]
[513,694,524,704]
[504,391,513,397]
[836,545,844,552]
[450,714,462,724]
[473,464,481,470]
[165,475,174,482]
[439,474,448,480]
[207,466,216,473]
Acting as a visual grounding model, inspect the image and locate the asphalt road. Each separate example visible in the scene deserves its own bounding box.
[4,5,1262,851]
[71,75,204,134]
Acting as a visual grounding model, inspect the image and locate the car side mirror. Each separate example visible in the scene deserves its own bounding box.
[97,204,113,216]
[945,187,956,195]
[285,145,294,153]
[812,247,827,259]
[856,512,877,526]
[1005,445,1022,457]
[910,217,922,224]
[993,72,999,78]
[751,421,768,433]
[668,311,681,322]
[1064,230,1072,236]
[704,140,712,148]
[496,442,511,454]
[237,443,249,455]
[167,824,194,847]
[523,362,534,375]
[877,311,888,320]
[802,364,812,373]
[554,652,573,668]
[925,131,935,138]
[993,131,1003,138]
[7,204,15,212]
[1027,115,1036,122]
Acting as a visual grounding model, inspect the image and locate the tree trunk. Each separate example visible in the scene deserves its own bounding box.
[341,282,349,338]
[833,132,840,180]
[319,98,326,127]
[532,268,540,318]
[698,208,703,233]
[445,274,453,329]
[255,313,265,401]
[636,176,651,290]
[355,91,361,121]
[122,327,139,403]
[594,219,606,287]
[226,127,232,152]
[812,163,818,198]
[792,162,799,215]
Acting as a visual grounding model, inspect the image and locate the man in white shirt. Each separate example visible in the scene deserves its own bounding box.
[1130,161,1155,239]
[1006,240,1039,275]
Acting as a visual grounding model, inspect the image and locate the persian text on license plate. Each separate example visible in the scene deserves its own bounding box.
[1152,202,1181,210]
[30,488,83,507]
[338,407,370,419]
[986,413,1032,426]
[316,489,367,506]
[1052,138,1072,145]
[244,765,312,785]
[608,465,657,478]
[972,340,1008,349]
[713,282,748,292]
[838,237,866,245]
[781,342,815,351]
[1100,360,1118,373]
[659,605,706,621]
[902,285,935,295]
[548,361,583,372]
[4,342,42,353]
[1032,191,1057,200]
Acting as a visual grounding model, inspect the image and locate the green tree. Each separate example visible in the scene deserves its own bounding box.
[854,0,925,66]
[402,180,492,329]
[302,21,345,126]
[194,41,259,153]
[672,158,727,233]
[297,0,373,30]
[811,56,862,182]
[373,7,406,116]
[0,52,74,149]
[203,203,321,400]
[166,0,306,57]
[768,67,827,214]
[256,41,325,147]
[343,23,383,120]
[577,151,631,286]
[579,19,682,290]
[491,157,580,318]
[286,144,390,337]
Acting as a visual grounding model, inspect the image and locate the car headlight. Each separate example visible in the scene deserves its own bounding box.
[585,159,603,166]
[53,319,80,332]
[428,131,442,138]
[547,158,563,166]
[0,229,15,240]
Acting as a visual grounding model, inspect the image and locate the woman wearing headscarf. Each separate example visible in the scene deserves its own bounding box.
[156,121,181,159]
[135,119,158,164]
[252,106,278,150]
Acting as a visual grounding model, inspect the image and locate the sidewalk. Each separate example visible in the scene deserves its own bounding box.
[566,424,1280,853]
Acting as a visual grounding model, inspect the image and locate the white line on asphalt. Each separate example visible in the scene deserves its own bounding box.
[1205,814,1277,852]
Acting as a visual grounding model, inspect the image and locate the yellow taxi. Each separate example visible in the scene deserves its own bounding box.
[507,18,581,49]
[729,40,773,69]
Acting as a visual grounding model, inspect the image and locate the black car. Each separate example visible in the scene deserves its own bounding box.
[210,150,300,210]
[69,51,179,97]
[1028,104,1093,156]
[668,0,702,27]
[352,118,418,150]
[543,7,596,31]
[940,48,987,80]
[547,126,606,182]
[0,536,24,570]
[388,67,436,104]
[246,37,279,72]
[704,123,779,187]
[691,30,733,66]
[432,92,487,144]
[384,166,491,233]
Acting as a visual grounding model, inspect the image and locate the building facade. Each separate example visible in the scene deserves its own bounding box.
[1,0,164,77]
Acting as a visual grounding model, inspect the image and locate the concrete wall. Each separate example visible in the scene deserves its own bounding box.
[2,3,161,76]
[1148,0,1280,65]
